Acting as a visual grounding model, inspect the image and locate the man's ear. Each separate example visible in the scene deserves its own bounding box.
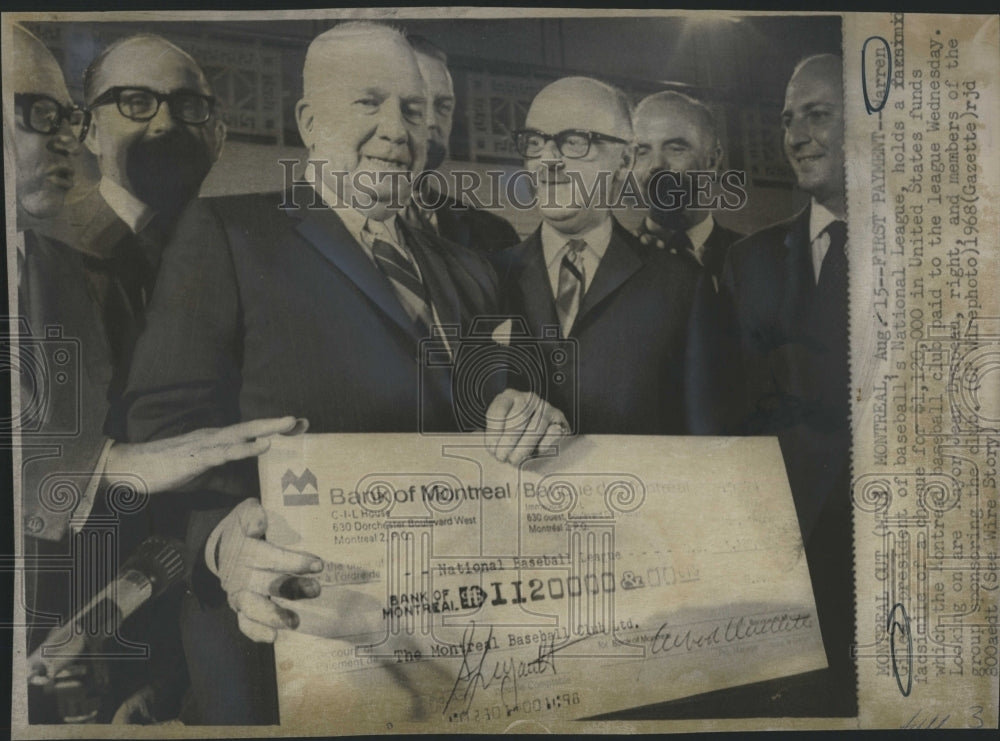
[295,98,314,151]
[209,118,227,164]
[707,140,723,172]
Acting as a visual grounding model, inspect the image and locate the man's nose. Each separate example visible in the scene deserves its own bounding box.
[147,99,178,134]
[785,115,810,147]
[539,137,564,161]
[49,118,79,156]
[375,103,408,143]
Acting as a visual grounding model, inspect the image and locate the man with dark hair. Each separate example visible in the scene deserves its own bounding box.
[405,34,520,253]
[492,77,700,435]
[123,22,566,724]
[694,53,855,714]
[632,90,742,289]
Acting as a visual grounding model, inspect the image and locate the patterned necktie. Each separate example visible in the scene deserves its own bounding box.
[366,224,435,334]
[556,238,587,335]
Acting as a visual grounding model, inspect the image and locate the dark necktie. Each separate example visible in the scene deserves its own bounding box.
[403,201,438,237]
[368,231,435,334]
[556,239,587,335]
[664,230,696,261]
[813,219,849,417]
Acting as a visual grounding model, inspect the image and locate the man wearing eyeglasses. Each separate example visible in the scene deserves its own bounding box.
[8,26,291,724]
[491,77,700,434]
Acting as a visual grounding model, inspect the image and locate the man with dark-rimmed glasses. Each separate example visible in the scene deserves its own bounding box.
[10,26,292,724]
[491,76,700,434]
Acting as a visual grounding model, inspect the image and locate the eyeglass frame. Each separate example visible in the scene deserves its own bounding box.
[87,86,217,127]
[511,128,630,159]
[13,93,90,142]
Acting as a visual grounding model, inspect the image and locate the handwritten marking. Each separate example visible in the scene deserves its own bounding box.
[888,602,913,697]
[862,35,892,114]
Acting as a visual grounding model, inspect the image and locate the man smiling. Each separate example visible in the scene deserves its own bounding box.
[491,77,699,434]
[123,22,567,724]
[701,53,855,715]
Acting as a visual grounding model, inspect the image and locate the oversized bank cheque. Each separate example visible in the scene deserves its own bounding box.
[258,434,826,732]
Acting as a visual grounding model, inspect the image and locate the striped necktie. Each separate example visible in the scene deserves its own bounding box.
[364,222,435,334]
[556,238,587,335]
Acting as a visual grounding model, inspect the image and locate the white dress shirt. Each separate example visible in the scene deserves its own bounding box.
[808,199,844,284]
[540,216,614,298]
[99,177,155,234]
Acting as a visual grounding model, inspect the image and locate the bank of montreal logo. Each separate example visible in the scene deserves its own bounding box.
[282,468,319,506]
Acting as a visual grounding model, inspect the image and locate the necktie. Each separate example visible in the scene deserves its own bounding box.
[403,201,438,237]
[813,219,849,417]
[366,224,435,334]
[664,230,696,261]
[556,239,587,335]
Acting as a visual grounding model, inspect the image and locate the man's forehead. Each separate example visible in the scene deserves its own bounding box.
[95,41,208,94]
[415,52,452,90]
[20,66,71,103]
[635,100,703,139]
[527,84,628,136]
[308,35,423,96]
[784,63,842,110]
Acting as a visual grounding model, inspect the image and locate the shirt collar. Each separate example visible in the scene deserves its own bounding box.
[685,214,715,252]
[320,186,400,251]
[808,198,840,243]
[99,177,155,234]
[540,215,614,269]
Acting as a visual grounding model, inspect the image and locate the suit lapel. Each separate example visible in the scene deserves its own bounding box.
[702,224,729,280]
[290,204,420,343]
[575,222,644,329]
[514,230,560,332]
[781,206,815,332]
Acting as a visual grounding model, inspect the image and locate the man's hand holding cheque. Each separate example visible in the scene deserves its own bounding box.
[209,391,570,644]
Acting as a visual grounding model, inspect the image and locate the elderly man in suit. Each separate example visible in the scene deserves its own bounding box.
[404,35,520,253]
[123,21,567,724]
[701,53,854,714]
[491,77,700,435]
[632,90,743,289]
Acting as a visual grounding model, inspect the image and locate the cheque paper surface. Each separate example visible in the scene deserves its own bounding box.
[258,434,825,732]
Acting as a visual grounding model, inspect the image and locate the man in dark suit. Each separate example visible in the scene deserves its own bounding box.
[697,54,854,714]
[9,26,293,724]
[405,35,520,253]
[123,22,567,724]
[491,77,700,435]
[632,90,742,290]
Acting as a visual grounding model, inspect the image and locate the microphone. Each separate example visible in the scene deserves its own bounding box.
[28,535,186,684]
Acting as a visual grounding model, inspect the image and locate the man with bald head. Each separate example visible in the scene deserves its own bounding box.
[8,26,289,723]
[700,54,855,714]
[123,22,567,724]
[632,91,742,288]
[491,77,700,434]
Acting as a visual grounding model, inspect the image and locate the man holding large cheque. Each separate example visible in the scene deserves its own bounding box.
[123,21,568,724]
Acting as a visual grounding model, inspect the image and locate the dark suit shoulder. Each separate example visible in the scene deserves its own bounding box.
[726,208,807,272]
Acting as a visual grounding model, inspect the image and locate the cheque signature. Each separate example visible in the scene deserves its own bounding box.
[443,623,592,716]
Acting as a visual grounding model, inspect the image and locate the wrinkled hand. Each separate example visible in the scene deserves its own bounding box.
[484,389,570,465]
[106,416,305,494]
[207,499,323,643]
